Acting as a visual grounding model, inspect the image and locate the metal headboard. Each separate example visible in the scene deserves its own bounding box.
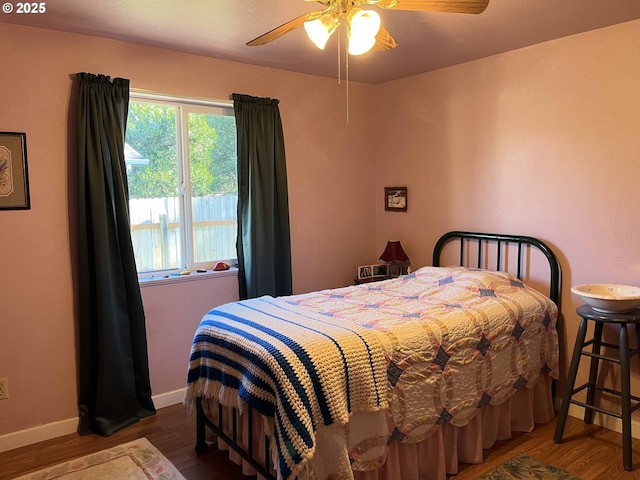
[432,231,561,307]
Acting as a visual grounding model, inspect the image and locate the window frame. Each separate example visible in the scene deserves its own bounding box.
[128,90,237,276]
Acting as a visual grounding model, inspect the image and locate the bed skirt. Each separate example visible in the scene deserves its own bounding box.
[201,375,555,480]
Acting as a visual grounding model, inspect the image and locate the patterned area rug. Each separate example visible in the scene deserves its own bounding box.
[13,438,185,480]
[478,452,582,480]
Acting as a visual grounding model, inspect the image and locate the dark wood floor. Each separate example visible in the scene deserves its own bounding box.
[1,404,640,480]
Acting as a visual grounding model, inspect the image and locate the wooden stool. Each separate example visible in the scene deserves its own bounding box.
[554,305,640,471]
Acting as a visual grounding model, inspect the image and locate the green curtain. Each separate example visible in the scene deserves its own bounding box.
[76,73,155,436]
[233,93,292,300]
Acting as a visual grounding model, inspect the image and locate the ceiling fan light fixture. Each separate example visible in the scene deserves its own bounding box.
[348,32,377,55]
[348,9,381,38]
[347,8,381,55]
[304,13,338,49]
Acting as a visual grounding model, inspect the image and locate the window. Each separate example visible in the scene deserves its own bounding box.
[125,92,237,273]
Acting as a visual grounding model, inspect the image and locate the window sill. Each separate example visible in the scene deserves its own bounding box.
[138,267,238,288]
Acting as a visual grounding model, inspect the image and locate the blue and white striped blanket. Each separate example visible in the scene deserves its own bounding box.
[185,296,389,480]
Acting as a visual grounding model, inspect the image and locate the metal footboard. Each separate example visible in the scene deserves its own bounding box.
[195,397,276,480]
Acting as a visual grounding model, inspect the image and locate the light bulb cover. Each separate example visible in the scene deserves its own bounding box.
[347,9,381,55]
[304,14,338,50]
[348,9,381,37]
[348,33,377,55]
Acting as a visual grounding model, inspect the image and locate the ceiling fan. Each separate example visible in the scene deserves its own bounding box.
[247,0,490,56]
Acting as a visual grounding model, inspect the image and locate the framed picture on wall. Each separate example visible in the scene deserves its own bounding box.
[385,186,407,212]
[0,132,30,210]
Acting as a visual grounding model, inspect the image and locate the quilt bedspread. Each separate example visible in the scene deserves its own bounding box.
[288,266,559,446]
[185,266,558,479]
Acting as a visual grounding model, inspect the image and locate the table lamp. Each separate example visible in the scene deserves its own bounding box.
[379,240,410,276]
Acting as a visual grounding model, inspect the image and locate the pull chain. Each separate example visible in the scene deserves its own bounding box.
[346,41,350,124]
[337,27,341,85]
[336,24,349,124]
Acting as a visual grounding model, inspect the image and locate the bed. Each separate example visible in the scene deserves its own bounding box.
[185,231,562,480]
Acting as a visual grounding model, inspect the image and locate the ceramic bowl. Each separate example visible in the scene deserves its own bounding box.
[571,284,640,313]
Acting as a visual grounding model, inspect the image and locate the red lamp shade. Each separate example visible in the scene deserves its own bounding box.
[379,241,409,263]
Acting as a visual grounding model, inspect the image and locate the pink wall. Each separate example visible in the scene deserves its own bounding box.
[374,20,640,411]
[0,23,377,440]
[1,18,639,444]
[141,275,239,395]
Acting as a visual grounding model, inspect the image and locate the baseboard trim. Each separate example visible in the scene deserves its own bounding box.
[152,388,186,410]
[0,388,186,453]
[5,392,633,454]
[0,417,78,453]
[567,403,640,439]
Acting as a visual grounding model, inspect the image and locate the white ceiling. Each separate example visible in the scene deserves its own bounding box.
[3,0,640,84]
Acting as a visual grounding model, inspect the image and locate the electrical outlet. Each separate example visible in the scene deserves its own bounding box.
[0,378,8,400]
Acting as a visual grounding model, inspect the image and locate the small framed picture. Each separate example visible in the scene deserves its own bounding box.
[357,265,373,280]
[373,264,389,277]
[388,264,402,277]
[0,132,30,210]
[385,186,407,212]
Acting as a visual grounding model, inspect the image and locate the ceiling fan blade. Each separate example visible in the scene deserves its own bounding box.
[247,10,325,46]
[371,25,398,51]
[377,0,489,14]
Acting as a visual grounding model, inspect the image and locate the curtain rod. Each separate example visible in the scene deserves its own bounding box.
[130,89,233,108]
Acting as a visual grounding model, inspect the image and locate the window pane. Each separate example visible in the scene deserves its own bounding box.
[188,112,237,263]
[126,103,182,272]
